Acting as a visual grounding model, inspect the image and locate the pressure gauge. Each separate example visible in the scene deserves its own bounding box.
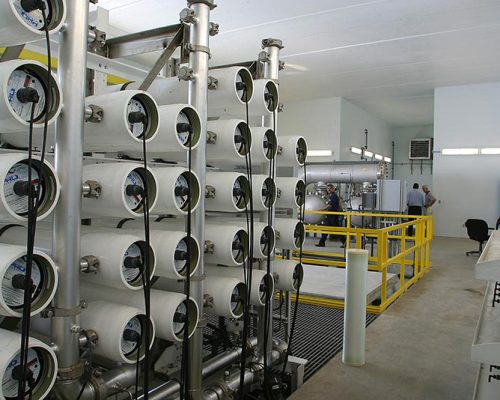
[173,301,187,336]
[124,170,145,212]
[176,110,192,147]
[127,96,147,138]
[2,348,43,399]
[13,0,51,31]
[7,67,46,122]
[4,161,45,218]
[121,316,142,357]
[122,242,143,285]
[174,238,188,275]
[2,256,42,310]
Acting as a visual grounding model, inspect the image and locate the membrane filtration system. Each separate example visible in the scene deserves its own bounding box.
[0,1,308,399]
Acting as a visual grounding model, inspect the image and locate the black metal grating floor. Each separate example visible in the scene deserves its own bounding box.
[274,303,378,381]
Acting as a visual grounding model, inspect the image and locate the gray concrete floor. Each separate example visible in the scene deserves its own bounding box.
[290,236,485,400]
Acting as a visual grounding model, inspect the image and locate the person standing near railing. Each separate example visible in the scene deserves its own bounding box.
[407,183,425,237]
[422,185,437,216]
[316,183,345,247]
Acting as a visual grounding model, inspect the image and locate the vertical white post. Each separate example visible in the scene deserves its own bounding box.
[342,249,368,366]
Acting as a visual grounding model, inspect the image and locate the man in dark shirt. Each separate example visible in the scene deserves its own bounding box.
[316,184,344,247]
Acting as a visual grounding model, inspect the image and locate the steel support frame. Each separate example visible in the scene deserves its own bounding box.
[52,1,89,398]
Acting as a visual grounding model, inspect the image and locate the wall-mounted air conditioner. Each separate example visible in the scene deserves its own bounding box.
[409,138,433,160]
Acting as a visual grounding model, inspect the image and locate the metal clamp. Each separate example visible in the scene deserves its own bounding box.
[184,43,211,56]
[278,103,285,112]
[209,22,219,36]
[276,145,283,155]
[279,60,285,70]
[206,130,217,143]
[258,51,270,64]
[85,104,104,123]
[207,76,218,90]
[88,26,106,51]
[187,0,217,10]
[80,255,99,274]
[204,240,215,254]
[178,66,195,81]
[262,38,284,49]
[205,185,216,199]
[82,180,102,199]
[203,294,214,308]
[179,8,197,24]
[57,360,86,381]
[41,300,87,318]
[276,188,282,199]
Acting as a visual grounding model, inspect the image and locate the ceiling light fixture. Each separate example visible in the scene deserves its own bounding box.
[308,150,332,157]
[442,148,479,155]
[480,148,500,155]
[350,147,362,155]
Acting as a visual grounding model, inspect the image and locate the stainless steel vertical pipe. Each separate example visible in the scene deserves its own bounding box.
[258,38,283,359]
[52,0,88,395]
[187,1,213,399]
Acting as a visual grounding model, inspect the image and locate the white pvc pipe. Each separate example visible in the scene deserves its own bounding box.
[81,284,198,343]
[84,90,159,152]
[206,265,274,306]
[205,171,250,212]
[342,249,368,367]
[248,79,279,116]
[274,218,305,250]
[277,135,308,166]
[80,301,155,364]
[0,153,60,222]
[154,276,246,319]
[206,119,251,164]
[273,260,304,292]
[0,60,63,135]
[207,66,254,117]
[0,243,57,317]
[205,223,249,266]
[150,167,200,215]
[0,328,58,399]
[249,126,277,164]
[0,0,66,46]
[82,162,158,218]
[275,177,306,208]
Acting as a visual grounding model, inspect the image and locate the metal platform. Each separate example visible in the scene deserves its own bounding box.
[274,303,377,381]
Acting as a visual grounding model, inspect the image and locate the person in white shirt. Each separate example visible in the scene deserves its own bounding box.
[422,185,437,216]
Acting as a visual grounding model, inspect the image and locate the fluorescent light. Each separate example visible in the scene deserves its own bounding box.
[384,157,392,162]
[480,148,500,155]
[308,150,332,157]
[364,150,373,158]
[374,154,383,160]
[350,146,362,155]
[442,148,479,155]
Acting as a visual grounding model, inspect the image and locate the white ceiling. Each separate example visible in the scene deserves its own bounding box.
[92,0,500,127]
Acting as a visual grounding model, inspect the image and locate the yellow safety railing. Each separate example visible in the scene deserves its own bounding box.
[292,210,433,314]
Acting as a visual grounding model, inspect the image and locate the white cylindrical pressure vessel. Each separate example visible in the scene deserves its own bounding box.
[0,153,60,222]
[250,127,277,164]
[0,328,57,400]
[81,284,198,343]
[206,119,251,164]
[82,163,158,218]
[300,162,387,184]
[275,177,306,208]
[150,167,200,215]
[0,243,57,317]
[80,301,155,364]
[273,260,304,292]
[83,90,159,152]
[80,229,156,290]
[207,66,254,117]
[205,223,249,266]
[252,174,276,211]
[154,104,201,152]
[0,0,66,46]
[248,79,279,116]
[275,218,305,250]
[206,266,274,306]
[154,276,246,319]
[118,224,200,280]
[278,136,308,166]
[206,219,275,259]
[0,60,62,135]
[304,194,327,225]
[205,172,250,212]
[342,249,368,366]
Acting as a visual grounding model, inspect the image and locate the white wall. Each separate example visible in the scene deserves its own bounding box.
[339,99,392,162]
[279,97,341,163]
[434,82,500,237]
[392,125,434,187]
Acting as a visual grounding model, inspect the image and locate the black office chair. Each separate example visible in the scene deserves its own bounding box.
[465,219,492,256]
